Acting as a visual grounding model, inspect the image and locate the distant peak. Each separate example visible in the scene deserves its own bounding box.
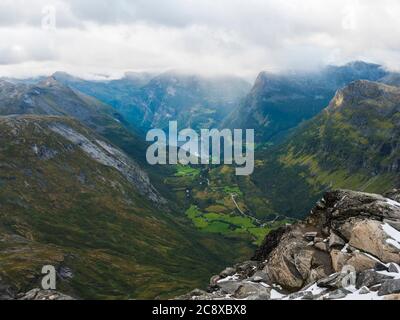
[38,76,61,87]
[342,80,392,95]
[344,60,382,69]
[52,71,70,77]
[37,76,72,91]
[328,80,397,110]
[51,71,80,82]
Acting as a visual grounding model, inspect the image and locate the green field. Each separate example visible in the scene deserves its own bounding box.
[185,205,291,245]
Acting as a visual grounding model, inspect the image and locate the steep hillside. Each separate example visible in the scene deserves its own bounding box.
[0,77,123,128]
[224,61,388,143]
[0,115,254,299]
[252,80,400,218]
[0,77,158,178]
[51,71,153,129]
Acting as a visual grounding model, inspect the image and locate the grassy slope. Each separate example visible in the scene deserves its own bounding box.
[252,81,400,218]
[0,116,254,299]
[164,163,294,245]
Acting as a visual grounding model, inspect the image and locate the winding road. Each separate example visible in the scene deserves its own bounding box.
[230,193,261,224]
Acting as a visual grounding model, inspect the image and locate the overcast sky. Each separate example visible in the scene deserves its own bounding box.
[1,0,400,80]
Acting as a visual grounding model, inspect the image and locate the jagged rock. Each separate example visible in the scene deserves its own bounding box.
[317,273,347,290]
[330,248,377,273]
[388,263,400,273]
[384,294,400,300]
[176,289,216,300]
[356,270,394,289]
[181,189,400,301]
[346,252,378,272]
[307,266,328,284]
[219,267,236,278]
[330,250,350,272]
[263,238,308,290]
[233,282,271,299]
[324,190,400,223]
[294,250,314,279]
[253,227,288,261]
[378,279,400,296]
[314,242,328,252]
[288,291,314,300]
[245,293,271,300]
[329,232,346,249]
[348,220,400,264]
[235,261,258,278]
[324,288,352,300]
[384,219,400,232]
[217,281,242,295]
[210,275,220,286]
[384,189,400,203]
[374,262,389,272]
[189,289,208,297]
[304,232,318,241]
[359,286,370,294]
[249,271,270,283]
[18,289,74,300]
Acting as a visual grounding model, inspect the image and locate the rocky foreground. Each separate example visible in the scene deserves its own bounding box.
[179,190,400,300]
[0,287,74,300]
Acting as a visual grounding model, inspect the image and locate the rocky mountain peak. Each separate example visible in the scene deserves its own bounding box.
[328,80,400,111]
[181,189,400,300]
[38,76,63,88]
[342,60,385,74]
[51,71,81,83]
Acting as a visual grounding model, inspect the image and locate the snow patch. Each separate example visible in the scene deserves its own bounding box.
[386,199,400,208]
[341,244,349,253]
[377,270,400,280]
[217,274,240,283]
[270,289,285,300]
[386,239,400,249]
[337,290,383,300]
[382,223,400,249]
[302,283,326,296]
[362,252,382,263]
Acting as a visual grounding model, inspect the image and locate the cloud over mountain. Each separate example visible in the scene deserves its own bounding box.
[1,0,400,78]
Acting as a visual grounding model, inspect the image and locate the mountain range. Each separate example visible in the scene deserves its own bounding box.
[52,71,251,133]
[251,80,400,218]
[1,61,400,299]
[0,78,255,299]
[224,61,389,143]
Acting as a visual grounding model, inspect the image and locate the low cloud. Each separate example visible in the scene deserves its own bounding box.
[1,0,400,79]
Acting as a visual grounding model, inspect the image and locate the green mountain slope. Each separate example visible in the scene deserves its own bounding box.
[0,77,176,195]
[252,80,400,218]
[224,61,388,143]
[0,115,254,299]
[0,76,148,159]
